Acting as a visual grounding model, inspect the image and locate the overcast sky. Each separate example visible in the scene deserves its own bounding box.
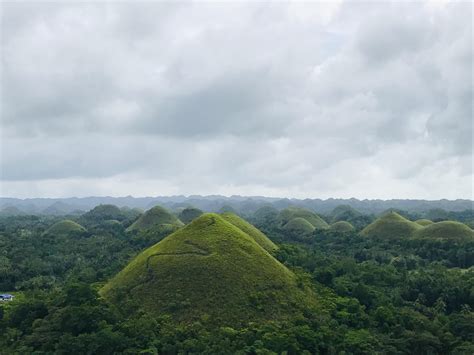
[1,1,472,199]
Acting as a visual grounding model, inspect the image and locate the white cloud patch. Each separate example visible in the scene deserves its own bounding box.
[0,1,472,199]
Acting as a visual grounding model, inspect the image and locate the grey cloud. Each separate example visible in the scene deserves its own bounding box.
[1,1,472,199]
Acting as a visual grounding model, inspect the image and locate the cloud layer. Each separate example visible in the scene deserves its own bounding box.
[1,1,472,199]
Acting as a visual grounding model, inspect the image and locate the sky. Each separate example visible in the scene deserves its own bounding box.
[1,1,472,200]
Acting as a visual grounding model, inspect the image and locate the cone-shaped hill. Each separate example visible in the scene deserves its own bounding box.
[329,221,355,233]
[414,221,474,242]
[44,220,86,236]
[101,213,318,326]
[279,207,329,230]
[220,212,277,252]
[415,219,434,226]
[126,206,184,232]
[283,217,316,236]
[178,207,203,224]
[360,212,422,239]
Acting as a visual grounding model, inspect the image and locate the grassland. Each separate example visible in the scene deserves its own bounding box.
[220,212,277,252]
[415,219,434,226]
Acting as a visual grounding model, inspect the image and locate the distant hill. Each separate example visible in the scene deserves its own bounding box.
[283,217,316,236]
[360,212,422,239]
[44,220,86,236]
[220,212,277,252]
[414,221,474,241]
[178,207,203,224]
[126,205,183,232]
[101,213,318,326]
[2,196,471,216]
[329,221,355,233]
[80,204,127,224]
[279,207,329,230]
[0,206,26,216]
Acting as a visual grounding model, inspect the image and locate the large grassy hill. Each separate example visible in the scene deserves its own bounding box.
[414,221,474,241]
[101,213,318,326]
[279,207,329,230]
[44,220,86,236]
[360,212,422,239]
[220,212,277,252]
[126,206,183,232]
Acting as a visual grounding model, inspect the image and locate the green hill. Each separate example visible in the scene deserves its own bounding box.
[126,206,184,232]
[220,212,277,252]
[414,221,474,241]
[178,207,204,224]
[415,219,434,226]
[283,217,316,236]
[81,204,126,221]
[360,212,422,239]
[279,207,329,230]
[44,220,86,236]
[329,205,361,223]
[101,213,318,326]
[329,221,355,233]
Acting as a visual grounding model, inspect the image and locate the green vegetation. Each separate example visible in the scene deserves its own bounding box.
[360,211,422,239]
[1,204,473,354]
[126,205,183,232]
[178,207,203,224]
[329,221,355,233]
[220,212,277,252]
[279,207,329,229]
[414,221,474,241]
[43,219,86,236]
[415,218,434,226]
[283,217,315,236]
[101,213,317,325]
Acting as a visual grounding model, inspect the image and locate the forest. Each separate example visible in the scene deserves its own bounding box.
[0,203,473,354]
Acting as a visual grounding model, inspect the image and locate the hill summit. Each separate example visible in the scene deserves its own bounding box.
[44,220,86,236]
[101,213,317,326]
[279,207,329,230]
[414,221,474,241]
[360,211,422,239]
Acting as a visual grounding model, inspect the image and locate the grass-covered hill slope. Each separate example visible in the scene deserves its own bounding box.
[220,212,277,252]
[81,204,126,222]
[329,221,355,233]
[279,207,329,230]
[178,207,203,224]
[126,205,183,232]
[360,212,422,239]
[101,213,318,326]
[44,220,86,236]
[414,221,474,241]
[415,219,434,226]
[283,217,316,236]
